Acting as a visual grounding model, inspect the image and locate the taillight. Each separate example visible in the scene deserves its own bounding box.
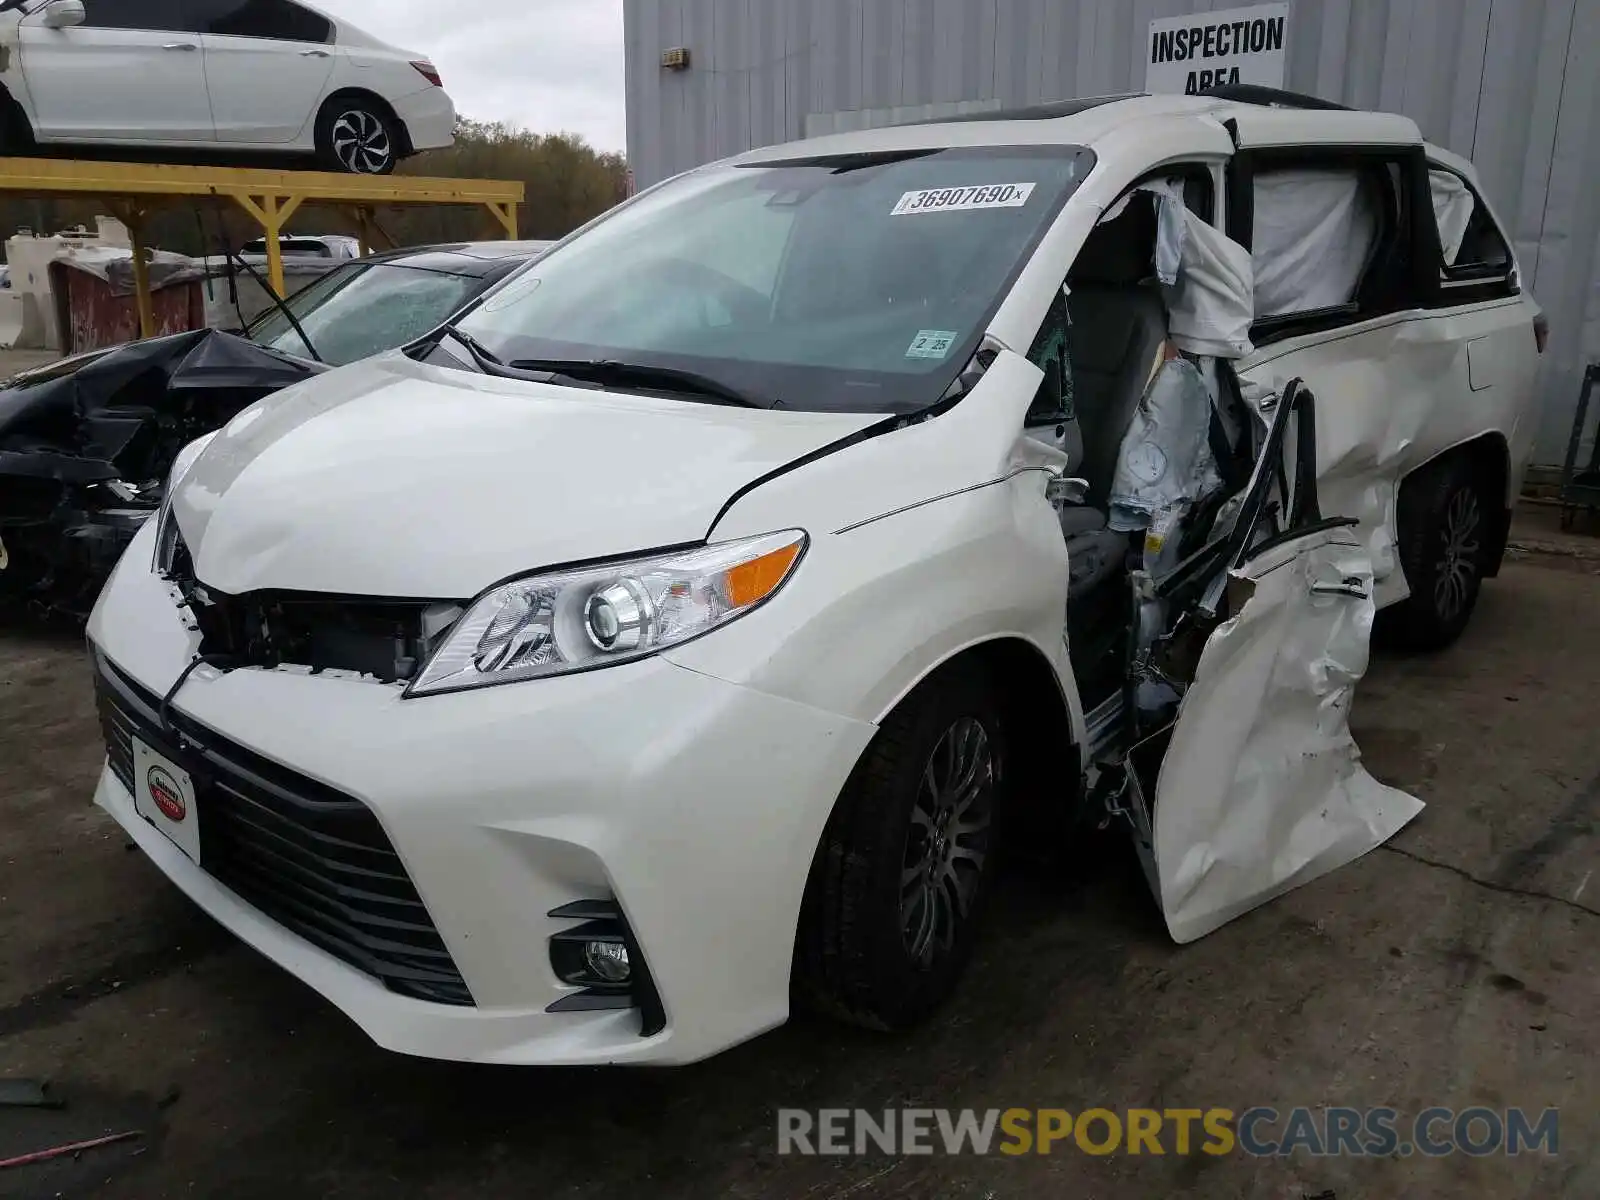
[1534,313,1550,354]
[412,61,443,88]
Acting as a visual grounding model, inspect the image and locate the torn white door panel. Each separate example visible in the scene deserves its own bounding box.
[1241,303,1534,609]
[1149,524,1423,943]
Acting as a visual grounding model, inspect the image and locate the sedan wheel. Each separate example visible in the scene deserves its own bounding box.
[330,109,394,174]
[316,101,399,175]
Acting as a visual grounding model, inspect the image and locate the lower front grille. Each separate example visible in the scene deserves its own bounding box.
[94,653,473,1007]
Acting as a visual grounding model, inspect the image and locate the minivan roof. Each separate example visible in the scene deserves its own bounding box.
[733,92,1429,168]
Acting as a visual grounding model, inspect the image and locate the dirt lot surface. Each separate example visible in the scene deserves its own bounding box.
[1,506,1596,1199]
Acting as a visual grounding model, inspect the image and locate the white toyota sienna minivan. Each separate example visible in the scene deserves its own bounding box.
[88,90,1543,1066]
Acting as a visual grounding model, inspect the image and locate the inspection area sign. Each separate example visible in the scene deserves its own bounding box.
[1146,3,1289,95]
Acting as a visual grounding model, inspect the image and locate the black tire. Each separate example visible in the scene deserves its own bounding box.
[1381,456,1491,651]
[0,89,36,156]
[797,665,1006,1030]
[315,97,398,175]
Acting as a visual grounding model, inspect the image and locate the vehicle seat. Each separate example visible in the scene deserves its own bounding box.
[1066,197,1169,509]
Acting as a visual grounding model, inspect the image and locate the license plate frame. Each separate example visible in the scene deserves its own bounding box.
[132,737,201,865]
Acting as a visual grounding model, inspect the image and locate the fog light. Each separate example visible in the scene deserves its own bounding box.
[583,939,631,984]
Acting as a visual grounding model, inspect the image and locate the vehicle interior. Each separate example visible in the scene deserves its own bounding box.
[1023,183,1335,767]
[1025,191,1250,716]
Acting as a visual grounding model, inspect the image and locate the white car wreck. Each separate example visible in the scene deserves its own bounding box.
[87,90,1543,1065]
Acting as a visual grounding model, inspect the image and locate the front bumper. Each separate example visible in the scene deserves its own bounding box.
[88,530,875,1065]
[389,86,457,154]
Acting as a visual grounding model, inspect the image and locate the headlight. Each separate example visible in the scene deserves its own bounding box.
[405,530,808,697]
[151,434,217,576]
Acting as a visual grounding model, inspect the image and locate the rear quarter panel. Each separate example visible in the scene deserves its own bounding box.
[1240,295,1538,606]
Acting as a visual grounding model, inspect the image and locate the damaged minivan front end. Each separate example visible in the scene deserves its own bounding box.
[85,112,1435,1066]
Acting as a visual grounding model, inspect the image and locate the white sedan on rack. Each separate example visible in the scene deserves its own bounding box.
[0,0,454,172]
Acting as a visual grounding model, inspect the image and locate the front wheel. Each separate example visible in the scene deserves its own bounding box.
[316,99,399,174]
[797,667,1005,1030]
[1381,457,1491,651]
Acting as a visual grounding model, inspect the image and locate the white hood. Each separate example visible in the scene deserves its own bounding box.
[171,355,879,598]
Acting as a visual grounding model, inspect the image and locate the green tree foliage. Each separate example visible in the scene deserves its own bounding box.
[394,119,629,243]
[0,121,628,259]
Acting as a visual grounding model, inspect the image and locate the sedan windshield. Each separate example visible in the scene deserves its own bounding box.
[249,262,483,367]
[452,146,1094,413]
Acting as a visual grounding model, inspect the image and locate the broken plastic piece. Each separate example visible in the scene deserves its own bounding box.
[0,1079,62,1109]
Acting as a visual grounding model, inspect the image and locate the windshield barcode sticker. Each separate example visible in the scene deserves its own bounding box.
[906,330,959,359]
[891,183,1036,216]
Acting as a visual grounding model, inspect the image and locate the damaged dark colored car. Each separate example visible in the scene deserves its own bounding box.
[0,330,323,617]
[0,240,553,618]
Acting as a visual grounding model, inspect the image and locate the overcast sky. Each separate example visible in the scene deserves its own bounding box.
[321,0,626,152]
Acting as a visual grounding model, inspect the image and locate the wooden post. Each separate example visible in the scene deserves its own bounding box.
[264,199,286,297]
[231,193,304,296]
[486,200,518,239]
[129,222,155,340]
[107,201,155,339]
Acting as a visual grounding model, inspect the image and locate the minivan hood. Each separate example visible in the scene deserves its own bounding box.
[172,355,880,598]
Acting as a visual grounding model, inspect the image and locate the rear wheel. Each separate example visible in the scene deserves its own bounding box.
[315,98,398,174]
[1381,457,1491,651]
[797,666,1004,1030]
[0,90,36,156]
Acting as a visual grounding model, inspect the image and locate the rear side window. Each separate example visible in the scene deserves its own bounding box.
[80,0,193,30]
[189,0,333,42]
[1250,167,1385,318]
[1241,152,1423,343]
[1428,167,1516,299]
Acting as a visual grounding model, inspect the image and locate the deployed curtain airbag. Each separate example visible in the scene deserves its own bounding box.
[1251,169,1379,317]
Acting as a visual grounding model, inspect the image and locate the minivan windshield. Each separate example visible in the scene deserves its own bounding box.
[451,145,1094,413]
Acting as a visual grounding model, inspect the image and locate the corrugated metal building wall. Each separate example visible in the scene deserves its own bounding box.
[624,0,1600,464]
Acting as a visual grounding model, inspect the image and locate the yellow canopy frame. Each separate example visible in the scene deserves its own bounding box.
[1,157,524,338]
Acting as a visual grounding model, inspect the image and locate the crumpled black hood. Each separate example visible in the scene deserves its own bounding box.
[0,330,324,616]
[0,329,322,481]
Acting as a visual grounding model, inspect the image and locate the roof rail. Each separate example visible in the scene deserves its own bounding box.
[1198,84,1350,111]
[905,94,1146,126]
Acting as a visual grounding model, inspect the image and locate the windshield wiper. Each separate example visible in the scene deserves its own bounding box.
[441,326,507,369]
[231,250,322,363]
[507,358,769,409]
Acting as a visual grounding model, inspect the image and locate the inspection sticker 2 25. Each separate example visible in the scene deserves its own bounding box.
[892,183,1036,215]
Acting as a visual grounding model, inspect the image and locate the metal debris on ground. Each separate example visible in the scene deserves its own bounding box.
[0,1129,143,1171]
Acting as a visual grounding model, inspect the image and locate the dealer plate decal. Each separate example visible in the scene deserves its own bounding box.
[891,183,1036,216]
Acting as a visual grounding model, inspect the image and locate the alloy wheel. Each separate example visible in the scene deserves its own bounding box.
[900,716,996,967]
[330,110,393,173]
[1433,485,1482,622]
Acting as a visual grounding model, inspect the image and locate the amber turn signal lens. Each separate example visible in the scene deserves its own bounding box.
[725,542,802,608]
